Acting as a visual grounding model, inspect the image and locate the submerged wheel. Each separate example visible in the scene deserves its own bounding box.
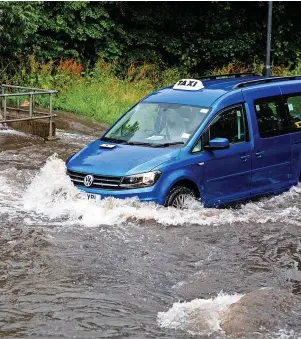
[165,186,197,209]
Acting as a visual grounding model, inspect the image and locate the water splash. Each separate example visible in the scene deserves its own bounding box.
[157,293,301,338]
[21,155,301,227]
[157,291,243,336]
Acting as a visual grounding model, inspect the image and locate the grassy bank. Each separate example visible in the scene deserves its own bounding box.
[5,56,301,125]
[54,76,153,125]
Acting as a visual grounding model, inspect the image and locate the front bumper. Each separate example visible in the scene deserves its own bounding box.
[75,184,166,205]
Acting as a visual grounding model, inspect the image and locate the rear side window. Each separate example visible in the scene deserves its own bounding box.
[283,94,301,131]
[254,97,286,138]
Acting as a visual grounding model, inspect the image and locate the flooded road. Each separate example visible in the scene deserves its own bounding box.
[1,122,301,338]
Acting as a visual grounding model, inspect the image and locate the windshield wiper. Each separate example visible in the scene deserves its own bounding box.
[101,137,128,144]
[102,139,185,147]
[102,138,156,146]
[124,141,154,146]
[152,141,185,148]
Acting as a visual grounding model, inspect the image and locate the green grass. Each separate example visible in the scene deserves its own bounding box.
[53,77,155,125]
[6,57,166,124]
[6,56,301,125]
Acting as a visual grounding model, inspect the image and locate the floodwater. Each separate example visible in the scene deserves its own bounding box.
[1,121,301,339]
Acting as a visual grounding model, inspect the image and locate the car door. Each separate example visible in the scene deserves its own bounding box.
[192,104,252,205]
[280,82,301,185]
[242,85,291,194]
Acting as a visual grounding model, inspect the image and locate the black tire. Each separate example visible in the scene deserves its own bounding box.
[164,186,197,208]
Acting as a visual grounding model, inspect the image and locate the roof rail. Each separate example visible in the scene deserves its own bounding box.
[233,75,301,89]
[199,72,261,81]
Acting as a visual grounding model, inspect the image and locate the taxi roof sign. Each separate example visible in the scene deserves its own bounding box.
[173,79,204,91]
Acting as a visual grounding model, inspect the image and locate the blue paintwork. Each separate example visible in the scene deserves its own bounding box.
[242,84,291,194]
[279,82,301,187]
[68,139,181,176]
[208,137,230,148]
[66,75,301,207]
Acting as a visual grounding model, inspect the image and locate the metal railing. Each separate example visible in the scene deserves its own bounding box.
[0,84,58,138]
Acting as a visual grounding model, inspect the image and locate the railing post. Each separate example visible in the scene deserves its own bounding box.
[17,88,19,109]
[48,93,53,138]
[1,86,4,118]
[3,95,7,121]
[29,94,33,118]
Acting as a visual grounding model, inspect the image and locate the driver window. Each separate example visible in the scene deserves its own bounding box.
[192,105,247,153]
[208,106,246,143]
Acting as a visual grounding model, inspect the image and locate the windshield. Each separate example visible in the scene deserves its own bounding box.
[102,102,209,146]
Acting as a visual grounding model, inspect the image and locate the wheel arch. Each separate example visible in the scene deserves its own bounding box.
[166,178,200,198]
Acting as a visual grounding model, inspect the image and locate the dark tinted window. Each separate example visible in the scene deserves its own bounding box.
[208,105,247,143]
[283,94,301,131]
[192,105,248,153]
[254,97,286,138]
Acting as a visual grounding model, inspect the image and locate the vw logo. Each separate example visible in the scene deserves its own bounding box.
[84,175,94,187]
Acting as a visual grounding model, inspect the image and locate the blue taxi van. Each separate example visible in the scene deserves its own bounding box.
[66,73,301,208]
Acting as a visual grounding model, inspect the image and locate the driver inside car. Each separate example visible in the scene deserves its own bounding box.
[160,108,186,141]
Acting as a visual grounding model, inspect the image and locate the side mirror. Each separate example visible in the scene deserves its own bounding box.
[203,137,230,151]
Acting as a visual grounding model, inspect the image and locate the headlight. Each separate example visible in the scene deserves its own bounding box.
[120,171,161,188]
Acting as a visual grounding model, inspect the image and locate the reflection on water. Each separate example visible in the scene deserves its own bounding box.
[0,127,301,338]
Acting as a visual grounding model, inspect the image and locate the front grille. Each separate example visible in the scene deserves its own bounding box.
[67,170,123,190]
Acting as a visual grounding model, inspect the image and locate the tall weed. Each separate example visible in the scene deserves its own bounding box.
[4,55,301,125]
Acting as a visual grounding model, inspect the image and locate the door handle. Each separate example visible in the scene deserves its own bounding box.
[255,151,265,158]
[240,155,250,162]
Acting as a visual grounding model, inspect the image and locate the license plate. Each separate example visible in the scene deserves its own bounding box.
[86,193,101,201]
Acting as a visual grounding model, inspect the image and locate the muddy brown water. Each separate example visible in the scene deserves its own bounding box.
[1,116,301,338]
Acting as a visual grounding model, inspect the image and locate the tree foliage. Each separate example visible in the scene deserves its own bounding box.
[38,1,124,60]
[0,1,42,57]
[1,1,301,74]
